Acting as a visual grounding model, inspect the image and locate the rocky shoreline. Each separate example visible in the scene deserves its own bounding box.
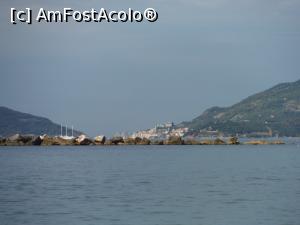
[0,134,285,146]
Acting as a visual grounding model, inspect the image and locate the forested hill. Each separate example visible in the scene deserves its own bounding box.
[180,80,300,137]
[0,106,82,137]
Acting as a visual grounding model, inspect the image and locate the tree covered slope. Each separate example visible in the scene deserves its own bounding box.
[0,106,82,137]
[180,80,300,137]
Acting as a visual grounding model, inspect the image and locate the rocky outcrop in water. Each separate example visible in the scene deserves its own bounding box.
[228,137,240,145]
[244,140,284,145]
[41,135,74,146]
[184,139,201,145]
[107,137,124,145]
[32,136,43,145]
[94,136,106,145]
[5,134,35,146]
[150,140,164,145]
[123,138,137,145]
[136,137,151,145]
[164,136,184,145]
[75,135,93,145]
[213,138,226,145]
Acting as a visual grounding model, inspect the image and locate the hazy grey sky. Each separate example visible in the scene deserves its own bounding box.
[0,0,299,136]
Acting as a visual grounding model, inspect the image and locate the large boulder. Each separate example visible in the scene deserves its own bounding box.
[136,138,151,145]
[32,136,43,146]
[214,138,226,145]
[7,134,22,142]
[123,137,150,145]
[244,140,269,145]
[184,139,201,145]
[228,137,240,145]
[199,139,214,145]
[164,136,184,145]
[0,137,6,146]
[41,136,59,145]
[123,137,137,145]
[150,140,164,145]
[104,139,114,145]
[110,137,124,145]
[270,140,285,145]
[94,135,106,144]
[75,135,93,145]
[6,134,34,145]
[41,135,74,146]
[243,140,284,145]
[40,136,54,145]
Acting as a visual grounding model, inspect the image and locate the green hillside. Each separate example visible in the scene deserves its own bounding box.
[180,80,300,137]
[0,107,83,137]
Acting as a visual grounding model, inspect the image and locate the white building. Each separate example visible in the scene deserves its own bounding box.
[131,122,188,139]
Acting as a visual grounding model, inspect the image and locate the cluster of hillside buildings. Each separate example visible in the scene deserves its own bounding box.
[130,122,189,140]
[129,123,275,140]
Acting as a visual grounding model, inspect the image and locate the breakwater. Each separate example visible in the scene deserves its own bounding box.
[0,134,285,146]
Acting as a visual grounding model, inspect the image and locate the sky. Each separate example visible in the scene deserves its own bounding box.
[0,0,299,136]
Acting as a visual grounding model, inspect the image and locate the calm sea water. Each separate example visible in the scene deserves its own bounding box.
[0,145,300,225]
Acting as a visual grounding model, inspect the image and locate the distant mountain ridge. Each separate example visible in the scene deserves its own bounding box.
[0,107,83,137]
[180,79,300,137]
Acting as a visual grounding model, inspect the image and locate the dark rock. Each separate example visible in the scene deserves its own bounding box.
[150,140,164,145]
[243,140,284,145]
[32,136,43,146]
[0,137,6,146]
[134,137,142,143]
[41,135,58,145]
[6,134,34,145]
[104,140,114,145]
[110,137,124,145]
[228,137,240,145]
[184,139,201,145]
[136,138,151,145]
[244,140,269,145]
[214,138,226,145]
[94,136,106,145]
[199,139,214,145]
[75,135,93,145]
[270,140,285,145]
[41,135,74,146]
[164,136,184,145]
[123,138,137,145]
